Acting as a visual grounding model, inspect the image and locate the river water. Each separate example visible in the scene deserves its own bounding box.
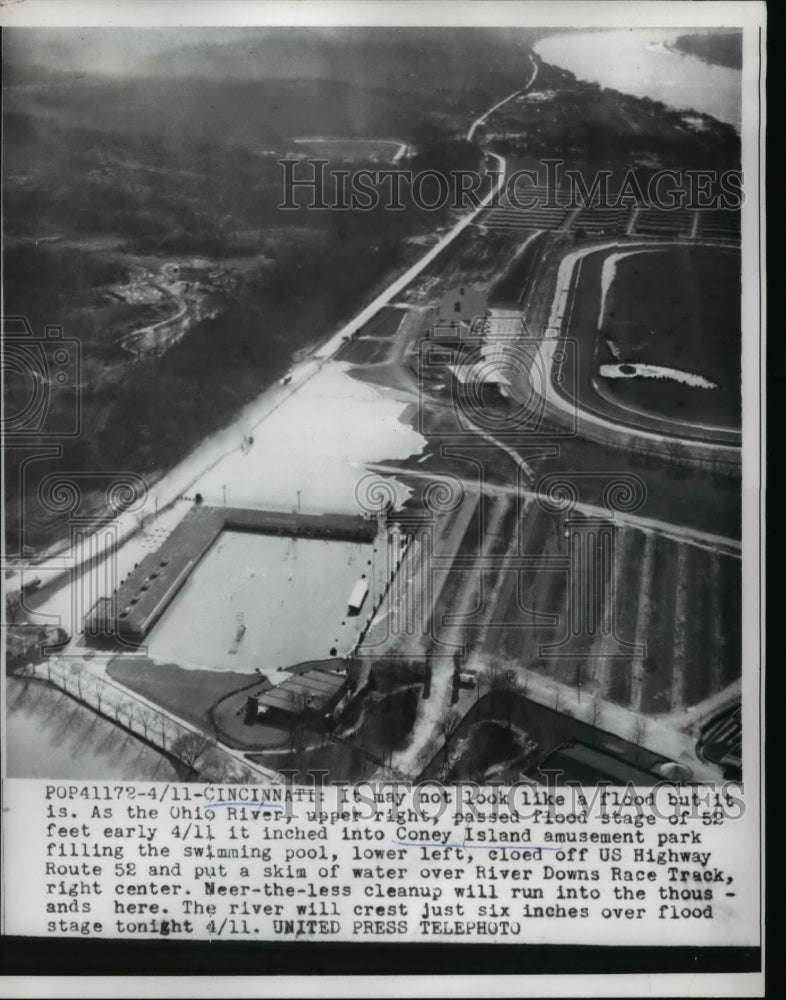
[534,29,741,132]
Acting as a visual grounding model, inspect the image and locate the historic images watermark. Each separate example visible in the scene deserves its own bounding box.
[279,157,745,212]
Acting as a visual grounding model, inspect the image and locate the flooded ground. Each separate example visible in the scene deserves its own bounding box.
[146,531,378,672]
[5,676,178,780]
[188,361,424,513]
[24,360,423,639]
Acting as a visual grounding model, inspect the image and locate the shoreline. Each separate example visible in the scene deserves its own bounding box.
[533,29,741,133]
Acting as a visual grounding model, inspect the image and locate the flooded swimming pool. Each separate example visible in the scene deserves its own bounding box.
[146,530,380,673]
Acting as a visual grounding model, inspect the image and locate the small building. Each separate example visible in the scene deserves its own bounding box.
[347,578,369,616]
[252,669,350,724]
[433,285,488,340]
[448,362,512,399]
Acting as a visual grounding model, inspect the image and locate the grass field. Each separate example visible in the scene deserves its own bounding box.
[106,656,255,730]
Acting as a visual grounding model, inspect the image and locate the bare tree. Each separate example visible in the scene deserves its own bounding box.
[92,676,106,714]
[123,702,138,732]
[54,659,70,692]
[113,698,129,724]
[233,765,259,785]
[438,708,461,774]
[631,716,648,766]
[158,717,174,752]
[589,695,603,744]
[5,592,22,625]
[171,731,218,781]
[200,749,234,783]
[136,708,153,740]
[69,662,86,699]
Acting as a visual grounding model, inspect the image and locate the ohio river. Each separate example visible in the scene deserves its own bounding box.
[534,29,741,132]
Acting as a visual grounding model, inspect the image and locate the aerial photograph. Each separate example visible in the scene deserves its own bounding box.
[3,24,744,787]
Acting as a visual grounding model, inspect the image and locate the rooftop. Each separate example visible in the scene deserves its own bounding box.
[256,668,348,715]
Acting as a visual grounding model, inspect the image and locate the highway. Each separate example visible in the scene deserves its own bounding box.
[466,54,538,141]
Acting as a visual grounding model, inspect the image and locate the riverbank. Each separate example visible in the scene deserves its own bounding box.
[534,29,742,132]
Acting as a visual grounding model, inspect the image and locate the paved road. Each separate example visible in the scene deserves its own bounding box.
[466,54,538,141]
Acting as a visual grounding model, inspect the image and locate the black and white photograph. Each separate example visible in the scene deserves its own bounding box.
[0,0,765,989]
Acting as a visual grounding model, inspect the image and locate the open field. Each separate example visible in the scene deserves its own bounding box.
[106,656,255,731]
